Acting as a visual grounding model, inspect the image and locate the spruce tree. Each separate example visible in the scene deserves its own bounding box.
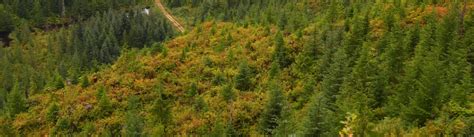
[12,23,32,45]
[273,103,293,136]
[7,83,27,117]
[272,31,291,68]
[96,86,112,118]
[31,0,44,25]
[53,117,72,135]
[212,71,226,86]
[302,94,323,137]
[221,83,234,103]
[294,30,321,78]
[259,80,285,135]
[124,96,144,137]
[186,82,198,97]
[320,47,350,109]
[0,5,14,32]
[211,119,226,137]
[314,47,351,135]
[441,7,471,107]
[235,61,253,91]
[399,16,445,125]
[80,76,89,88]
[268,60,280,80]
[46,102,60,123]
[194,96,207,112]
[151,84,172,125]
[337,43,381,135]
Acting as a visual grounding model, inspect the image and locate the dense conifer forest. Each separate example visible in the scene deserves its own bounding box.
[0,0,473,136]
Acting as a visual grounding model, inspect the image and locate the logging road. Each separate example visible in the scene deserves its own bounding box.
[156,0,185,33]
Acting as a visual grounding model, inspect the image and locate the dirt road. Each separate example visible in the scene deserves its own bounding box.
[155,0,185,33]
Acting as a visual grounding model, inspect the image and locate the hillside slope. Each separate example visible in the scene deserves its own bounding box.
[1,1,474,137]
[9,22,284,136]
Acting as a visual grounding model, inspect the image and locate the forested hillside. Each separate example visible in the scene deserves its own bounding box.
[0,0,473,136]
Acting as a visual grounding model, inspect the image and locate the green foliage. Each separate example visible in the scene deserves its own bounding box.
[212,71,226,86]
[0,7,175,97]
[1,1,474,136]
[194,96,208,112]
[161,46,169,57]
[0,5,15,32]
[0,118,15,137]
[80,76,89,88]
[211,120,226,137]
[0,90,5,114]
[268,61,280,80]
[52,117,72,135]
[124,96,144,137]
[79,122,95,136]
[397,16,444,126]
[302,95,324,137]
[179,47,188,63]
[259,80,286,135]
[96,86,112,118]
[151,84,172,126]
[235,61,253,91]
[337,43,380,135]
[186,82,198,97]
[11,23,32,45]
[221,83,234,103]
[272,31,291,68]
[46,102,60,123]
[6,84,27,118]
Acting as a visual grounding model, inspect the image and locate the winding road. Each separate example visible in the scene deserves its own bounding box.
[155,0,185,33]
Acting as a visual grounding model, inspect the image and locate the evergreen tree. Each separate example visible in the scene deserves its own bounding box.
[151,84,172,125]
[96,86,112,118]
[80,76,89,88]
[399,16,445,125]
[294,29,321,78]
[320,47,350,109]
[194,96,207,112]
[343,12,370,66]
[212,71,226,86]
[259,80,286,135]
[441,6,471,107]
[46,102,60,123]
[52,117,72,135]
[337,43,381,135]
[273,103,294,136]
[124,96,144,137]
[46,72,64,90]
[314,46,351,135]
[211,119,226,137]
[7,83,27,117]
[298,78,316,107]
[302,94,323,137]
[402,23,421,59]
[268,60,280,80]
[0,5,14,32]
[186,82,198,97]
[272,31,291,68]
[31,0,44,25]
[235,61,253,91]
[16,0,34,18]
[221,83,235,103]
[12,23,32,45]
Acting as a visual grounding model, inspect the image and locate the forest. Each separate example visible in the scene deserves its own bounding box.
[0,0,473,136]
